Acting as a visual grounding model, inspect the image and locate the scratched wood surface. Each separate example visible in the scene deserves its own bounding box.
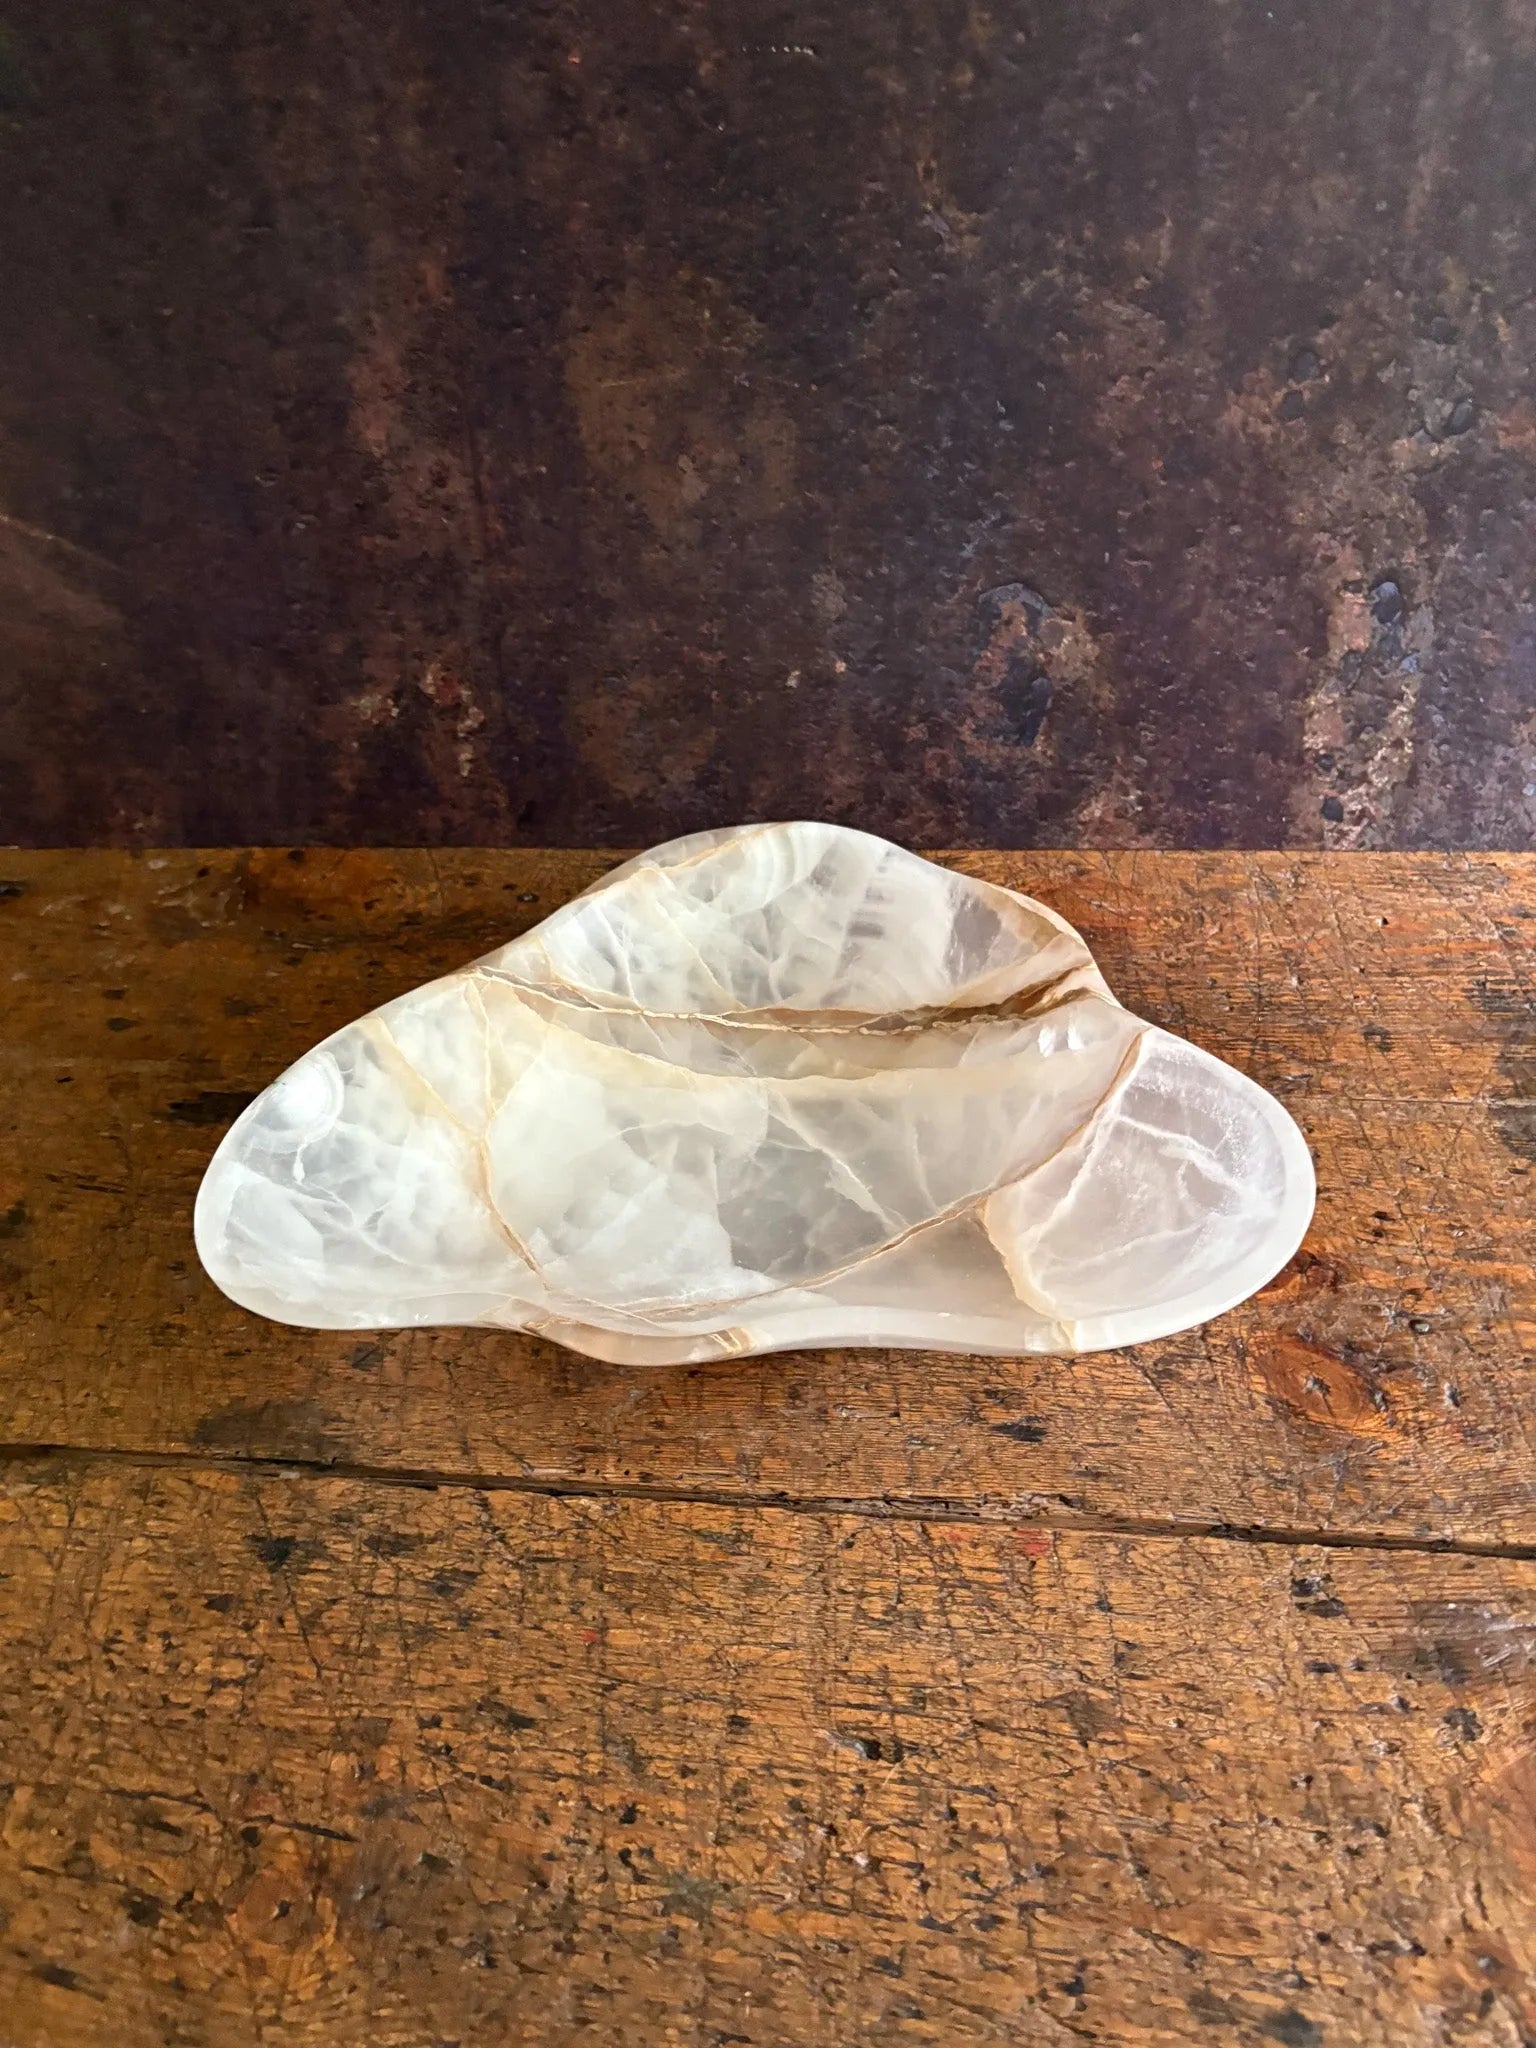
[0,849,1534,2046]
[1,1464,1533,2048]
[1,849,1533,1542]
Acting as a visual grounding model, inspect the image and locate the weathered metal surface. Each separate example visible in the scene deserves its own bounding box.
[2,0,1535,846]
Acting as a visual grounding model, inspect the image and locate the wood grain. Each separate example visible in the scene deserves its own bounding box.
[1,849,1533,1545]
[3,850,1535,2044]
[0,1458,1532,2048]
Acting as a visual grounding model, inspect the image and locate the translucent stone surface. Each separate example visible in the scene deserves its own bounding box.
[195,824,1316,1361]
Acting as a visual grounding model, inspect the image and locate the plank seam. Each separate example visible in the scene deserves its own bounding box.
[1,1443,1532,1560]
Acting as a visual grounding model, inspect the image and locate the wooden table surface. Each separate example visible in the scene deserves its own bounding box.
[0,849,1532,2048]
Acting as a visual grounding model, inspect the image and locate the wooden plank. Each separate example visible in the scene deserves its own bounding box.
[1,849,1533,1544]
[0,1457,1530,2047]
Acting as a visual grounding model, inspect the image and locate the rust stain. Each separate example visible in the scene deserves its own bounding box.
[1,1,1534,846]
[568,670,718,806]
[564,275,797,553]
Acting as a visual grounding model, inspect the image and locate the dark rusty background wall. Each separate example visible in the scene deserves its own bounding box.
[3,0,1536,848]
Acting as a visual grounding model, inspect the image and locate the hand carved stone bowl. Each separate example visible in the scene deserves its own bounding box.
[196,824,1315,1362]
